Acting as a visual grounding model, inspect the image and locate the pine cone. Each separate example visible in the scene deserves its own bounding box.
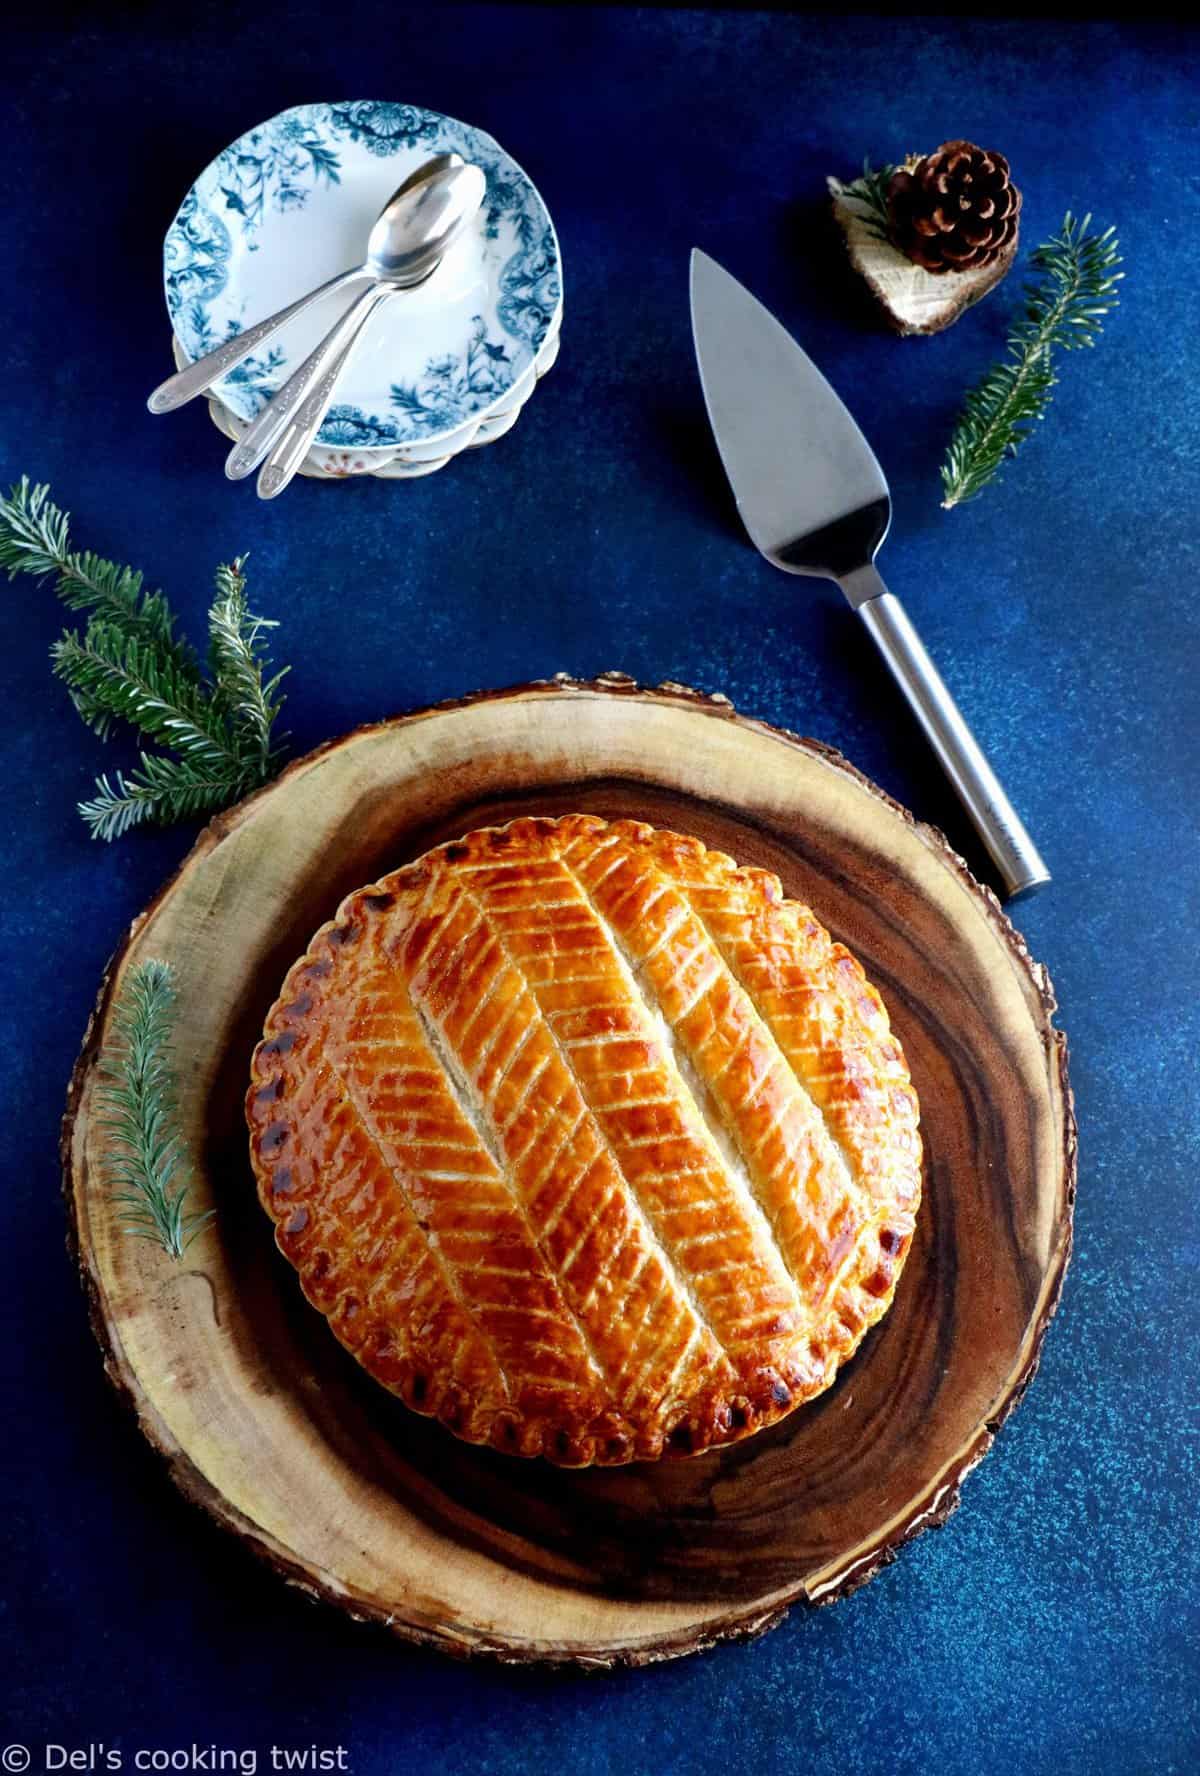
[886,142,1021,275]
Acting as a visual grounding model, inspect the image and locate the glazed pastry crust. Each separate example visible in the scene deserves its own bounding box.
[247,816,922,1465]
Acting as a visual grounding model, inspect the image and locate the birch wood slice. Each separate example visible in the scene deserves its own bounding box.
[64,675,1075,1668]
[828,179,1017,335]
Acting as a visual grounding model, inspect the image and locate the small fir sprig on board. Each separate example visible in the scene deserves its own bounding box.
[0,478,289,838]
[838,157,897,243]
[96,960,212,1259]
[941,213,1123,508]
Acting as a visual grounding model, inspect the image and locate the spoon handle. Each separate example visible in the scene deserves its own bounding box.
[256,287,400,500]
[224,283,390,481]
[146,265,363,414]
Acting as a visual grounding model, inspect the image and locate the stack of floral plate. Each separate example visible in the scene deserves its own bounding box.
[164,101,562,480]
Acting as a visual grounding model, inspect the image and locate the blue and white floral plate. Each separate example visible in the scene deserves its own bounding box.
[163,101,562,472]
[173,323,560,479]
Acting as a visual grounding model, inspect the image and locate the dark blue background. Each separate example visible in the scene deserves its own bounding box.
[3,6,1197,1773]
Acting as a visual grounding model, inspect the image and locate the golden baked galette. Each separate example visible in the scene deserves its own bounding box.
[247,816,921,1465]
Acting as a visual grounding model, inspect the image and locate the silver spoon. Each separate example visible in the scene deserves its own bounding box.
[254,164,486,499]
[225,155,487,485]
[146,153,482,417]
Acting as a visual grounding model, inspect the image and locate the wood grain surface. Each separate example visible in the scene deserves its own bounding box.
[63,675,1075,1667]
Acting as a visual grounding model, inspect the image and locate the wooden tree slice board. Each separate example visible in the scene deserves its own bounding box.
[64,676,1075,1668]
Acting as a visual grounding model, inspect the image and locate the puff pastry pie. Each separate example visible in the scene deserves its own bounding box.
[247,816,921,1465]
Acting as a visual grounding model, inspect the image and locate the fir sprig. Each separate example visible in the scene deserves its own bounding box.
[941,213,1123,508]
[839,157,896,243]
[78,755,257,844]
[0,478,289,837]
[206,559,288,773]
[96,960,212,1259]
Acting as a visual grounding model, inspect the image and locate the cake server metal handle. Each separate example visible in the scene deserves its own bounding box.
[846,566,1050,897]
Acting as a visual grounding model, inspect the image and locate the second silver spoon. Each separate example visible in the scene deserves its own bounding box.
[225,155,487,485]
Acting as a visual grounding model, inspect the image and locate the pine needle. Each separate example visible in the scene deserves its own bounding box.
[941,213,1123,509]
[0,478,289,837]
[95,960,212,1259]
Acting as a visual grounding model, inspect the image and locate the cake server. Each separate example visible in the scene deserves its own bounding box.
[690,249,1049,899]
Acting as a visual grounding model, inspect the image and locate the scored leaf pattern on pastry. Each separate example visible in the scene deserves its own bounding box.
[247,817,921,1466]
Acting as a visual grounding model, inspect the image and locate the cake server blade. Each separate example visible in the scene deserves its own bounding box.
[689,248,1049,899]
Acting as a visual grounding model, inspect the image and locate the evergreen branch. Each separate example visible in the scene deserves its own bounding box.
[207,557,290,769]
[79,755,256,842]
[0,476,69,576]
[941,213,1123,509]
[839,157,896,243]
[0,478,195,672]
[52,625,243,769]
[95,960,213,1259]
[3,477,291,838]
